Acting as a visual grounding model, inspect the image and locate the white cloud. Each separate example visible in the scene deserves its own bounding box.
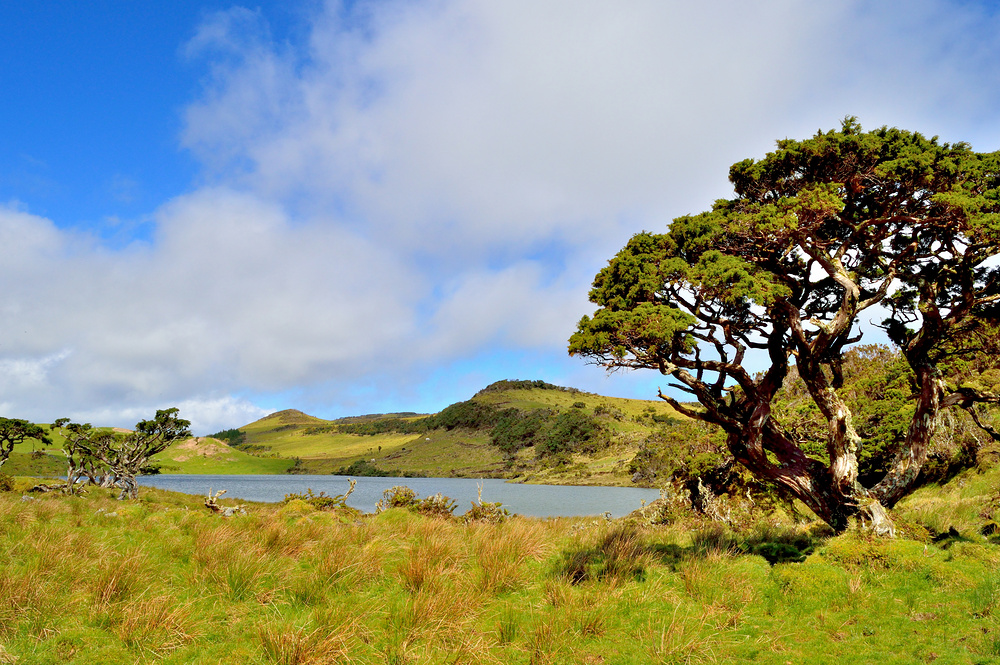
[4,0,1000,429]
[73,395,270,436]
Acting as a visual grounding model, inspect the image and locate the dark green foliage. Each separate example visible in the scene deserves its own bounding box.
[208,428,247,447]
[490,409,549,455]
[339,400,505,436]
[0,474,12,492]
[491,408,605,459]
[474,379,574,396]
[537,409,601,456]
[431,400,501,430]
[749,542,806,564]
[336,417,425,436]
[332,411,421,424]
[209,427,278,456]
[0,418,51,468]
[336,459,402,477]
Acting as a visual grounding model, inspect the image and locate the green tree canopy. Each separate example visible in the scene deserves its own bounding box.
[570,119,1000,532]
[0,417,51,469]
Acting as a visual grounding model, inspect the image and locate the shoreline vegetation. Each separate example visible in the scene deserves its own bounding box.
[3,462,1000,663]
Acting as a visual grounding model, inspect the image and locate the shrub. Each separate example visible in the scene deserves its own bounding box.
[336,459,397,477]
[536,409,601,457]
[464,500,509,524]
[428,400,500,431]
[0,474,12,492]
[375,486,456,518]
[491,409,549,455]
[416,493,456,518]
[208,428,246,447]
[376,486,418,512]
[283,484,355,511]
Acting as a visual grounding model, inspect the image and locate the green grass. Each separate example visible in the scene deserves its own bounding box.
[3,471,1000,664]
[153,437,295,474]
[0,450,65,477]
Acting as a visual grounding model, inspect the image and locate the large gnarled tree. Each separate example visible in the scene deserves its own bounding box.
[570,119,1000,533]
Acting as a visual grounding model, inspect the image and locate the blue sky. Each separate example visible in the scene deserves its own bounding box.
[3,0,1000,433]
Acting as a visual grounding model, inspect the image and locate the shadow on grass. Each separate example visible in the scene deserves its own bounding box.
[554,522,832,585]
[554,523,833,584]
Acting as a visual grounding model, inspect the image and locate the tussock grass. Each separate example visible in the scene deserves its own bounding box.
[5,479,1000,663]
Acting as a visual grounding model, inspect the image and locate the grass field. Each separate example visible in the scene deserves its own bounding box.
[3,463,1000,664]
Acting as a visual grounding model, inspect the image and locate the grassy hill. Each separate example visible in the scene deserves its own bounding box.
[153,380,686,484]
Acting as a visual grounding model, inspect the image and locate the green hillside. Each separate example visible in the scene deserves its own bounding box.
[153,437,295,474]
[153,380,686,484]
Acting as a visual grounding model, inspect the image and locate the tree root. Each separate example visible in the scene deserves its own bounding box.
[859,500,896,538]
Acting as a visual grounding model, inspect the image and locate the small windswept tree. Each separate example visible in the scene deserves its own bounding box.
[52,419,115,493]
[0,418,52,470]
[55,408,190,500]
[570,119,1000,533]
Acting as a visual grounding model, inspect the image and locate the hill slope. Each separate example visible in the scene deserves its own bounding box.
[158,380,687,485]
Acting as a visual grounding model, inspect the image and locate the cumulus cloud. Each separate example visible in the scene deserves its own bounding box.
[3,0,1000,431]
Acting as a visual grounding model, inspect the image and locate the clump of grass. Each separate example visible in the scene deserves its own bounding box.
[397,527,460,593]
[106,596,198,653]
[969,575,1000,617]
[89,549,149,608]
[556,523,649,584]
[259,623,353,665]
[496,604,519,644]
[473,520,546,593]
[820,532,901,569]
[644,610,722,664]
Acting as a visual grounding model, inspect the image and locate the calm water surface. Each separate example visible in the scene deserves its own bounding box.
[136,475,661,518]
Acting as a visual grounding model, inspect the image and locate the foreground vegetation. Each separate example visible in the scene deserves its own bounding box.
[4,462,1000,664]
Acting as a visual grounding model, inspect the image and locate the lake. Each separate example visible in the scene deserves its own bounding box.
[136,475,661,518]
